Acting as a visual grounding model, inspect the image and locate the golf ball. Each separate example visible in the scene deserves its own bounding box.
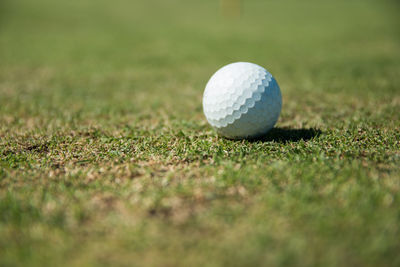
[203,62,282,139]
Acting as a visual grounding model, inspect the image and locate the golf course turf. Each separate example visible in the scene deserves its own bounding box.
[1,0,399,266]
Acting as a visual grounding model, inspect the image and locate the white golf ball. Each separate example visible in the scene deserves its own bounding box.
[203,62,282,139]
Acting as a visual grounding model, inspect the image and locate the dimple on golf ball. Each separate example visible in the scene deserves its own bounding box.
[202,62,282,139]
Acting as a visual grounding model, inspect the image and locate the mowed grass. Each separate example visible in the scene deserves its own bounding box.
[1,0,400,266]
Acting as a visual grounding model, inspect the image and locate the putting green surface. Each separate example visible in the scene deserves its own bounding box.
[1,0,400,266]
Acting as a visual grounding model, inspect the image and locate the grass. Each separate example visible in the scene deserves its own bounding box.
[0,0,400,266]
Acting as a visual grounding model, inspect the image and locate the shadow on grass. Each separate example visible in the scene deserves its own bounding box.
[251,127,322,143]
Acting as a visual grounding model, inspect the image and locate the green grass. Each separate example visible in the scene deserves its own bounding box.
[1,0,400,266]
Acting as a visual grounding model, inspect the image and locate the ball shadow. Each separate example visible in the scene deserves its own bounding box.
[250,127,322,143]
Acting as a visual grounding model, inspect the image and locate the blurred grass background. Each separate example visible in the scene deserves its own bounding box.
[1,0,399,129]
[1,0,400,266]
